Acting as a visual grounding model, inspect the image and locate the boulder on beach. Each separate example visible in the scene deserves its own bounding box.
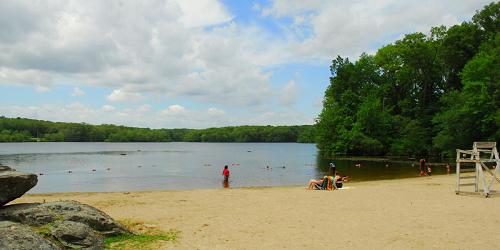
[0,200,129,236]
[0,164,128,249]
[0,164,14,172]
[0,167,38,207]
[51,221,104,249]
[0,221,61,250]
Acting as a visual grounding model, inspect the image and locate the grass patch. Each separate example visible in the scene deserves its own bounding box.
[105,219,180,250]
[105,233,178,250]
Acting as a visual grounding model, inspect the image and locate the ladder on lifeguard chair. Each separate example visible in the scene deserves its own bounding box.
[456,142,500,197]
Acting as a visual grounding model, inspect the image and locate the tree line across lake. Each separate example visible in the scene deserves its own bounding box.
[316,2,499,158]
[0,116,315,143]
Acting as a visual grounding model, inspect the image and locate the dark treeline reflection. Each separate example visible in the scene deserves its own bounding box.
[315,156,451,181]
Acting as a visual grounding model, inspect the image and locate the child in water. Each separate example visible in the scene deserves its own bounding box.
[223,165,230,182]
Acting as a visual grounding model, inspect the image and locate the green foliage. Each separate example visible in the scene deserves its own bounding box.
[0,116,315,143]
[317,3,499,158]
[105,233,178,250]
[433,32,500,157]
[0,129,33,142]
[105,219,179,250]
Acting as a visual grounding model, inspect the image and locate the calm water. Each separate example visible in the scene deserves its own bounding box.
[0,143,448,193]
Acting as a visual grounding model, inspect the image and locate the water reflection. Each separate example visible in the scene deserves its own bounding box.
[315,155,450,181]
[223,180,230,188]
[0,142,453,193]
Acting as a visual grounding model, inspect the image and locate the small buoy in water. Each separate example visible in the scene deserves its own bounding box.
[282,166,286,169]
[92,169,96,172]
[120,153,126,155]
[68,170,72,173]
[106,168,110,171]
[137,165,142,168]
[247,150,252,152]
[39,173,44,176]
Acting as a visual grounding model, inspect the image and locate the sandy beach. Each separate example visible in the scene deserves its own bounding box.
[14,175,500,250]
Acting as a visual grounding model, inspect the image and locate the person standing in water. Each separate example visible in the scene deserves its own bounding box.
[223,165,230,182]
[419,159,427,176]
[330,162,336,176]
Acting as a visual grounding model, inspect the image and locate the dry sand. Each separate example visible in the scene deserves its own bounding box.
[15,175,500,250]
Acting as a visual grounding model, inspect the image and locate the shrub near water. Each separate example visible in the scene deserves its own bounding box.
[105,219,180,250]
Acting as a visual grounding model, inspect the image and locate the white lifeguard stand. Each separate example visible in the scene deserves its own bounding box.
[456,142,500,197]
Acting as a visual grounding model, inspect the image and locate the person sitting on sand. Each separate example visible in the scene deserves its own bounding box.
[307,178,324,190]
[334,173,349,188]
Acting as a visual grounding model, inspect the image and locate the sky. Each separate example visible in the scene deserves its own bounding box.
[0,0,492,129]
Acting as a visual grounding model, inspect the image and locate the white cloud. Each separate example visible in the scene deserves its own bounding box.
[176,0,232,28]
[101,105,115,112]
[107,89,143,102]
[71,87,85,97]
[252,111,314,126]
[261,0,492,60]
[0,0,491,127]
[0,1,280,109]
[35,85,50,93]
[207,107,225,116]
[279,80,297,106]
[0,102,315,128]
[138,104,151,113]
[160,104,186,116]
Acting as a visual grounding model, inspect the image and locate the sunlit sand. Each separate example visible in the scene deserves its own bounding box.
[15,175,500,249]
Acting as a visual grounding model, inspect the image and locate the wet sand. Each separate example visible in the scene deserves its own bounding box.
[15,175,500,249]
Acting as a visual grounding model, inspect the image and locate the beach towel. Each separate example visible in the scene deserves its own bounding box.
[313,176,336,190]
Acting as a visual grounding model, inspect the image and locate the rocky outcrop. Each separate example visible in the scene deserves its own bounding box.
[0,165,129,249]
[0,200,129,236]
[0,221,60,250]
[51,221,104,249]
[0,167,38,206]
[0,164,14,171]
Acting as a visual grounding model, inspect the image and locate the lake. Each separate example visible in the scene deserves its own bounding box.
[0,142,449,193]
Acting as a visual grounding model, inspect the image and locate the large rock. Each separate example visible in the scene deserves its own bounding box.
[0,169,38,206]
[0,221,61,250]
[51,221,104,249]
[0,164,14,171]
[0,200,129,236]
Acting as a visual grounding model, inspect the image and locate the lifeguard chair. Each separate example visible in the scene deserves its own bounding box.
[456,142,500,197]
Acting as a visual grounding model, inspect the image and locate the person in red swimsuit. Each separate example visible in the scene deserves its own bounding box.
[419,159,427,176]
[223,165,230,182]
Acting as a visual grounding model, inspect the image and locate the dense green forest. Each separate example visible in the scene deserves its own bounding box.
[0,116,315,143]
[316,2,499,158]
